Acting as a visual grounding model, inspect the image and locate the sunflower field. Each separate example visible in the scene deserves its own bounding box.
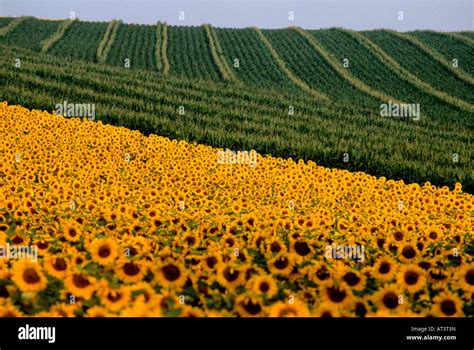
[0,102,472,317]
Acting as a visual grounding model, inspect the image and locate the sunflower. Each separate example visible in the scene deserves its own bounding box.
[153,259,188,289]
[308,262,332,283]
[235,294,265,317]
[48,304,76,317]
[397,265,426,294]
[397,243,419,263]
[0,303,22,317]
[313,303,340,317]
[62,220,81,242]
[373,285,405,312]
[428,267,449,286]
[216,263,245,289]
[268,300,310,317]
[371,256,398,281]
[86,306,109,317]
[353,301,369,317]
[453,263,474,293]
[89,237,119,266]
[99,286,130,312]
[181,306,205,317]
[249,275,278,298]
[265,237,287,256]
[62,271,96,300]
[320,280,353,309]
[432,292,464,317]
[390,229,406,243]
[290,239,313,260]
[156,292,181,316]
[44,255,70,279]
[424,227,443,242]
[268,254,295,276]
[115,259,147,283]
[202,253,221,271]
[339,268,366,292]
[11,260,47,293]
[125,281,156,303]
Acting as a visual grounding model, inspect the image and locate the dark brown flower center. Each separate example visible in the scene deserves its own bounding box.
[53,258,67,271]
[68,228,77,237]
[379,261,391,274]
[123,263,140,276]
[274,257,289,270]
[402,246,416,259]
[270,242,281,253]
[98,245,111,258]
[23,268,40,284]
[382,292,398,309]
[223,267,239,282]
[343,272,361,286]
[294,241,311,256]
[327,286,346,303]
[394,231,404,241]
[107,292,122,302]
[259,282,270,293]
[465,270,474,286]
[440,300,456,316]
[404,271,419,285]
[206,257,217,268]
[243,300,261,315]
[72,274,90,288]
[316,267,330,281]
[355,302,367,317]
[162,264,181,281]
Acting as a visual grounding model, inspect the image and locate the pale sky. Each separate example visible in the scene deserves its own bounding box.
[1,0,473,31]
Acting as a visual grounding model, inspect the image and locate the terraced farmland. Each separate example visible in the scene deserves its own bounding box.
[0,17,472,192]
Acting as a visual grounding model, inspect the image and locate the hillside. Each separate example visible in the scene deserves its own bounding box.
[0,17,472,192]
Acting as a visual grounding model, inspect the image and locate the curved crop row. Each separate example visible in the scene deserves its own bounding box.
[409,31,474,77]
[0,18,61,52]
[203,24,235,81]
[97,20,121,63]
[41,20,75,53]
[49,21,109,62]
[392,30,474,86]
[365,30,474,104]
[253,28,329,102]
[350,30,474,113]
[0,16,28,36]
[161,23,170,77]
[105,22,157,70]
[292,27,399,104]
